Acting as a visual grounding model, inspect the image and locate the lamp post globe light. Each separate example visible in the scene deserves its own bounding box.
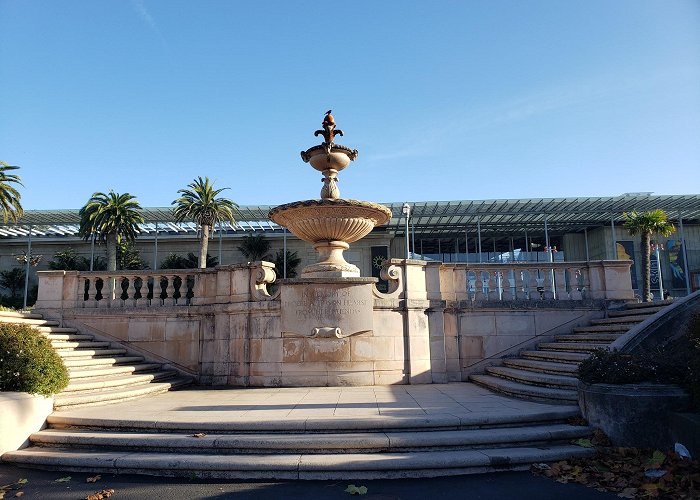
[402,203,411,260]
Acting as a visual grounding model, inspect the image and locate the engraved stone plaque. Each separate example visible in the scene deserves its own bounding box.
[280,279,375,338]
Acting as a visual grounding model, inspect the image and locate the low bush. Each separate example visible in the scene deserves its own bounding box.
[0,323,69,397]
[579,312,700,409]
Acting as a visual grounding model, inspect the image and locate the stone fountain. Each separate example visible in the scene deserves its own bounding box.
[268,112,393,345]
[269,112,391,278]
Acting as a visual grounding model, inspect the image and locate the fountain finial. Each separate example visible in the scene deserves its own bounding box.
[314,110,344,144]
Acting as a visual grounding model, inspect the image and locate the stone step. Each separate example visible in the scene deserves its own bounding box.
[470,374,578,404]
[51,340,112,350]
[30,424,592,454]
[0,317,59,326]
[0,310,43,320]
[62,355,145,368]
[1,445,595,479]
[66,363,164,379]
[538,342,609,352]
[590,316,646,325]
[520,350,589,363]
[34,326,79,334]
[572,324,632,333]
[485,366,579,389]
[608,307,663,317]
[624,300,673,310]
[554,333,622,342]
[42,332,94,341]
[57,348,128,359]
[64,371,178,393]
[54,377,191,409]
[46,405,582,433]
[502,358,578,376]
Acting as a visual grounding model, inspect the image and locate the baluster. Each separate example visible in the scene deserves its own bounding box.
[474,271,486,301]
[94,275,107,307]
[165,275,177,305]
[554,267,569,300]
[487,269,499,301]
[541,266,555,300]
[568,267,583,300]
[501,268,513,300]
[580,267,590,299]
[132,276,142,306]
[173,273,184,305]
[528,268,540,300]
[515,268,528,300]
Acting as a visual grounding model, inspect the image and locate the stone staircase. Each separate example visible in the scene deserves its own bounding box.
[470,301,669,404]
[0,310,191,409]
[3,393,594,479]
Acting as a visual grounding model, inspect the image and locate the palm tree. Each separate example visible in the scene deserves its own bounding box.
[78,191,144,271]
[237,233,272,262]
[623,210,676,302]
[0,161,24,223]
[172,177,237,269]
[273,249,301,278]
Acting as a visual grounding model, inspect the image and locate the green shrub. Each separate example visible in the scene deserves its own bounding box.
[0,323,69,397]
[579,313,700,410]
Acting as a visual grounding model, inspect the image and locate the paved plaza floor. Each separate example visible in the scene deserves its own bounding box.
[49,383,578,429]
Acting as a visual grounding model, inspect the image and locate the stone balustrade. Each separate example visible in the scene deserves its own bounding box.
[424,260,634,303]
[35,262,279,310]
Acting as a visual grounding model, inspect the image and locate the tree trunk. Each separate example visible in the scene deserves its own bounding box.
[106,233,117,272]
[641,232,652,302]
[199,225,210,269]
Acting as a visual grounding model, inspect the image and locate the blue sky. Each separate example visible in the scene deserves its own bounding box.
[1,1,699,210]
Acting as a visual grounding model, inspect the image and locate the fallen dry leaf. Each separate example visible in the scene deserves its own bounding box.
[192,433,207,438]
[13,493,23,498]
[86,475,101,483]
[54,476,71,483]
[85,488,115,500]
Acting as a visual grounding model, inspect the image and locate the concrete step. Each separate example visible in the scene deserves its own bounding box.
[64,371,178,393]
[0,310,43,319]
[0,317,60,326]
[590,316,646,325]
[572,324,632,333]
[57,348,128,359]
[520,350,589,363]
[30,424,592,454]
[502,358,578,375]
[67,363,164,379]
[46,405,583,433]
[608,306,663,317]
[54,377,191,409]
[470,374,578,404]
[51,340,112,350]
[485,366,579,389]
[34,326,79,334]
[42,332,94,341]
[62,355,145,369]
[1,444,595,479]
[554,333,622,342]
[538,342,609,352]
[624,300,673,310]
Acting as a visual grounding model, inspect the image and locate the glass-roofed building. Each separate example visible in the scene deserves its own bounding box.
[2,194,699,300]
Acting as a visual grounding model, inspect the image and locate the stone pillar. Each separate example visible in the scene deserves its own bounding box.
[403,260,432,384]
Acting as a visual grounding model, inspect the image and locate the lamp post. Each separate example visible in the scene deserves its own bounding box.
[402,203,411,260]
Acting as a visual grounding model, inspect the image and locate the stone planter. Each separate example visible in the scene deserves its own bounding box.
[578,382,690,449]
[0,392,54,456]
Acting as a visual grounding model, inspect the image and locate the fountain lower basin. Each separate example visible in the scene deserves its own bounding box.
[269,199,392,278]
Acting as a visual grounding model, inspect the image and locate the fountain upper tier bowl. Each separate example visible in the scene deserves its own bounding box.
[269,199,391,244]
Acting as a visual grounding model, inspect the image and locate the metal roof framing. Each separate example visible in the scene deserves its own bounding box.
[1,195,698,239]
